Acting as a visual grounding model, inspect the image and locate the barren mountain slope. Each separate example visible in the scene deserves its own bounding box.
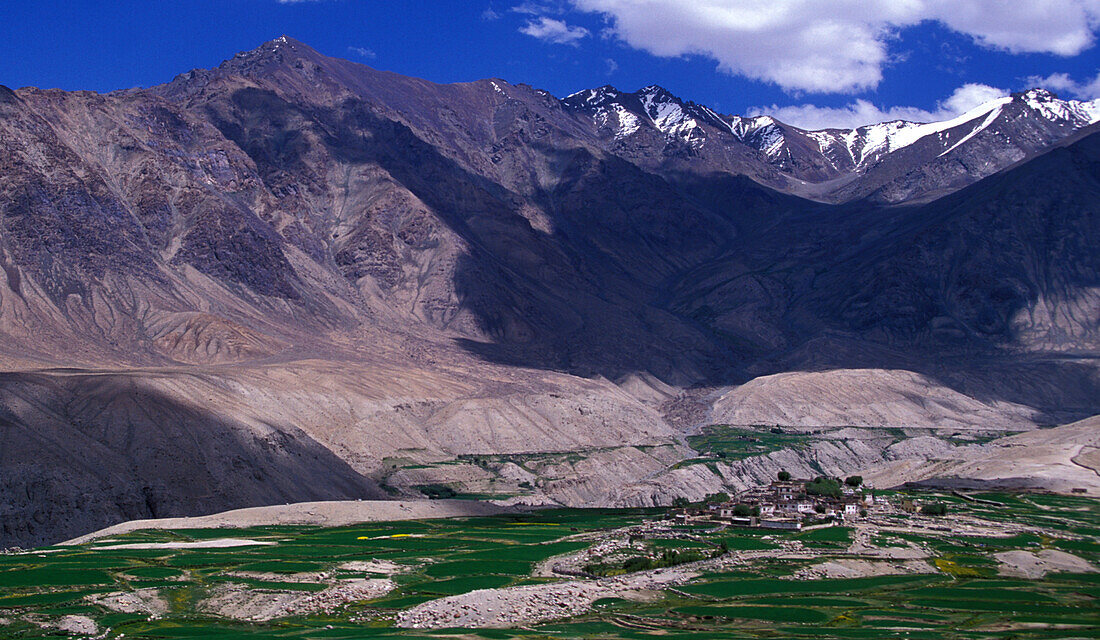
[0,356,679,546]
[669,129,1100,430]
[862,415,1100,494]
[1,39,1098,547]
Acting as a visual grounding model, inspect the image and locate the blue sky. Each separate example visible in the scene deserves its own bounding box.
[2,0,1098,129]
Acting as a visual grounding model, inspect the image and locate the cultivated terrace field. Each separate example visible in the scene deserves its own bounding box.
[0,493,1097,639]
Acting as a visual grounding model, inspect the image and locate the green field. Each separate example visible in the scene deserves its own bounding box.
[684,425,817,463]
[0,495,1096,639]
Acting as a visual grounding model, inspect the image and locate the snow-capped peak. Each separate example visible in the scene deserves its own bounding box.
[636,86,707,147]
[640,88,683,126]
[1018,88,1100,124]
[563,80,1100,165]
[563,85,624,109]
[564,84,707,146]
[870,96,1012,157]
[817,90,1099,167]
[749,96,1015,169]
[562,86,641,139]
[728,115,774,136]
[638,85,673,100]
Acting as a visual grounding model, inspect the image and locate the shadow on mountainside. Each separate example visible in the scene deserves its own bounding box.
[215,88,1100,422]
[0,370,383,547]
[667,133,1100,420]
[216,88,754,383]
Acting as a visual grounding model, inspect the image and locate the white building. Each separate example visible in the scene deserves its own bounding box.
[760,519,802,531]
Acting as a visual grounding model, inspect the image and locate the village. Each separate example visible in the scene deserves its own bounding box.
[676,473,879,531]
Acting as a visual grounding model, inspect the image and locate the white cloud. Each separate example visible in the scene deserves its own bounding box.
[938,83,1011,114]
[751,83,1009,130]
[571,0,1100,93]
[512,1,562,14]
[1027,71,1100,99]
[348,46,376,59]
[930,0,1100,55]
[606,58,619,74]
[519,16,590,45]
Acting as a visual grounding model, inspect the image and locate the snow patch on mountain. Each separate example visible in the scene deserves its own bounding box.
[727,115,779,147]
[638,86,705,146]
[613,106,642,138]
[805,130,837,152]
[751,123,786,158]
[938,102,1007,157]
[594,103,642,139]
[771,97,1014,169]
[895,97,1013,150]
[566,86,622,108]
[1021,89,1100,124]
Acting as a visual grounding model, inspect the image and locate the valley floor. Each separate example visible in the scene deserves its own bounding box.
[1,492,1097,639]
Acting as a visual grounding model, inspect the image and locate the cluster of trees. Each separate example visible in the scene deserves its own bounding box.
[806,476,843,499]
[586,546,722,576]
[673,492,731,508]
[920,502,949,516]
[733,503,761,517]
[417,484,457,499]
[775,471,864,496]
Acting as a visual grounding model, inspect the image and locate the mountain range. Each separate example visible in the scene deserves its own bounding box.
[1,37,1097,547]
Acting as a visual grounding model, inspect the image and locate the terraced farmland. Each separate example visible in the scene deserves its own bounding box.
[0,495,1097,638]
[685,425,814,462]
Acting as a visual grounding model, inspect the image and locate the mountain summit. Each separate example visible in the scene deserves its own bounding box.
[565,81,1100,201]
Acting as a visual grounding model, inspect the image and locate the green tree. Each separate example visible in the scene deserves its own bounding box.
[845,475,863,487]
[806,476,842,499]
[778,470,791,481]
[704,492,730,504]
[418,484,457,499]
[920,503,948,516]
